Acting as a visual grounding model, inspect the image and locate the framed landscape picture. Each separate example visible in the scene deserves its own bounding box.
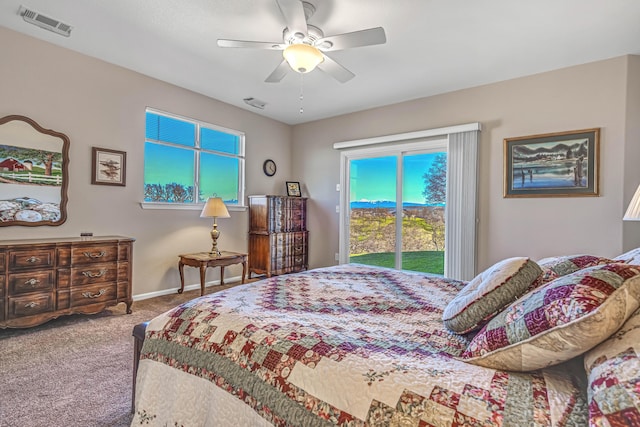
[92,147,126,186]
[503,128,600,198]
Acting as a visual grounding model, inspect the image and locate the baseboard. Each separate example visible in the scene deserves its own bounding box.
[132,275,243,301]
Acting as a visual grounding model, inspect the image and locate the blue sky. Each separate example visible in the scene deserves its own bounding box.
[144,112,241,202]
[350,152,443,204]
[144,143,238,202]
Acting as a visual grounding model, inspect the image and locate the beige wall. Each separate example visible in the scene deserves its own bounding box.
[3,26,639,294]
[622,55,640,250]
[0,27,292,296]
[292,56,639,272]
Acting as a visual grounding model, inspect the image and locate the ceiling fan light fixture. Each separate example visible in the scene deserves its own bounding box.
[283,43,324,73]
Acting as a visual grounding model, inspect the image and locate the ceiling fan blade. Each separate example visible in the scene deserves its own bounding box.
[265,59,291,83]
[276,0,308,39]
[217,39,285,50]
[316,27,386,51]
[317,55,355,83]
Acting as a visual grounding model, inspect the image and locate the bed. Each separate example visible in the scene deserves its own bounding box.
[132,256,640,426]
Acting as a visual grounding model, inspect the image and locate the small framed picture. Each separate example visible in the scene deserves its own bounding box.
[92,147,126,186]
[504,128,599,198]
[286,181,301,197]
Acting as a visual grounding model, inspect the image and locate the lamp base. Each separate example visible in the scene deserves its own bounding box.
[210,223,221,257]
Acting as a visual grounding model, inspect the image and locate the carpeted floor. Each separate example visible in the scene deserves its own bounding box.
[0,283,243,427]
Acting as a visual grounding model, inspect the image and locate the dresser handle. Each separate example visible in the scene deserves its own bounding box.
[82,289,106,299]
[83,251,106,259]
[24,278,41,286]
[82,269,107,278]
[26,256,41,263]
[24,302,39,308]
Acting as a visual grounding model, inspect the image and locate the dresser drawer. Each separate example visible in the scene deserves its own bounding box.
[292,244,305,256]
[8,293,54,319]
[0,252,5,273]
[9,249,55,270]
[70,283,117,308]
[71,244,118,265]
[275,255,306,267]
[9,271,55,295]
[70,263,118,286]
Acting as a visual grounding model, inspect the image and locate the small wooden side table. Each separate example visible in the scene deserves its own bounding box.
[178,251,247,296]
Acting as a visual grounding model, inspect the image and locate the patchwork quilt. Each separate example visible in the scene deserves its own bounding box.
[132,264,587,426]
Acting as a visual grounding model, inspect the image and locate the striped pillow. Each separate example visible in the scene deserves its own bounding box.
[461,263,640,371]
[443,257,541,334]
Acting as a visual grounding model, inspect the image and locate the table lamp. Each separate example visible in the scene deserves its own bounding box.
[200,197,230,256]
[624,184,640,221]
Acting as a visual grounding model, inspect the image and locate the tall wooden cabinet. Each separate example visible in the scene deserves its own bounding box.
[0,236,134,328]
[248,195,308,278]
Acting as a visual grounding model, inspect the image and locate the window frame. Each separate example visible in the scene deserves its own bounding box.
[141,108,246,211]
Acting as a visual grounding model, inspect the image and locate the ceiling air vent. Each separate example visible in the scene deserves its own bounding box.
[18,5,72,37]
[243,97,267,110]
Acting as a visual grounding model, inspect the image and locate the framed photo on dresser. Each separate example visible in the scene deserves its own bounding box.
[286,181,301,197]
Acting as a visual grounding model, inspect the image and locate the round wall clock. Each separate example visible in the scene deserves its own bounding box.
[263,159,276,176]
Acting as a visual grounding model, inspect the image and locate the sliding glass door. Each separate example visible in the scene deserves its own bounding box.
[348,155,397,268]
[344,142,447,275]
[401,152,446,273]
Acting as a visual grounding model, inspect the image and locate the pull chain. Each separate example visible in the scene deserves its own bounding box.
[299,73,304,114]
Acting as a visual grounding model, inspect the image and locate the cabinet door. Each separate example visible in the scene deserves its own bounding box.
[248,234,271,275]
[248,196,269,233]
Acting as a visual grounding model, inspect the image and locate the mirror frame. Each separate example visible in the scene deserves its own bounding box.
[0,115,70,226]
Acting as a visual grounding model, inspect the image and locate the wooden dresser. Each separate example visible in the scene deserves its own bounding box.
[248,195,308,278]
[0,236,134,328]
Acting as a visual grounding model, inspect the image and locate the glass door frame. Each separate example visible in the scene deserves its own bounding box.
[338,137,448,267]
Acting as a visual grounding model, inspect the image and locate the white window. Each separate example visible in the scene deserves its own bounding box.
[143,108,245,207]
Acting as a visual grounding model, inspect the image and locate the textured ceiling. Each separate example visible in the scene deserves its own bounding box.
[1,0,640,124]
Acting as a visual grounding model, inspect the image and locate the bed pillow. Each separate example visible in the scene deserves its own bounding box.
[460,263,640,371]
[537,254,615,283]
[442,257,542,334]
[583,307,640,425]
[614,247,640,265]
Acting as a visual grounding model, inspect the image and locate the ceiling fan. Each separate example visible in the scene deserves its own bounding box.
[217,0,386,83]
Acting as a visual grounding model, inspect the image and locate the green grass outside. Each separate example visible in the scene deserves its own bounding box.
[350,251,444,275]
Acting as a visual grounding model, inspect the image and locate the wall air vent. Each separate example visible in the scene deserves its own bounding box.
[18,5,72,37]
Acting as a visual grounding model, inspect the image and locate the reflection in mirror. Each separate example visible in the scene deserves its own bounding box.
[0,115,69,226]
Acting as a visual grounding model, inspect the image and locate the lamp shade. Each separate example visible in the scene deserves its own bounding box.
[200,197,230,218]
[624,184,640,221]
[283,43,324,73]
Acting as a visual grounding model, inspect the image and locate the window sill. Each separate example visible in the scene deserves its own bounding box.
[140,202,247,212]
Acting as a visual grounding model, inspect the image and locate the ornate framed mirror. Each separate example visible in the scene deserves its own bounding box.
[0,115,69,226]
